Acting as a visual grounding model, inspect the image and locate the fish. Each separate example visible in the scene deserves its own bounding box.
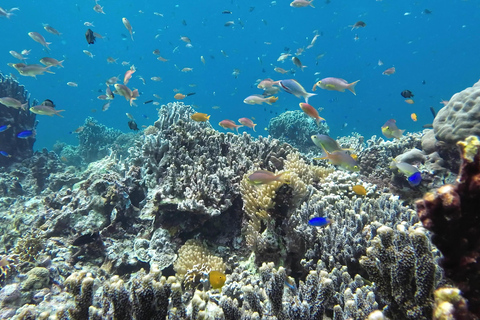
[28,32,51,51]
[292,57,306,71]
[0,97,28,110]
[15,64,54,78]
[247,170,289,185]
[190,113,210,122]
[257,78,277,89]
[299,103,325,126]
[0,6,18,19]
[128,120,139,131]
[102,101,112,112]
[83,50,94,58]
[114,84,139,106]
[30,104,65,117]
[43,24,62,36]
[85,29,96,44]
[352,185,367,196]
[401,90,414,98]
[21,49,31,56]
[311,134,345,153]
[350,21,366,30]
[314,145,359,172]
[107,57,118,64]
[273,67,291,74]
[122,18,134,41]
[93,4,105,14]
[312,77,359,95]
[40,57,64,68]
[180,36,191,44]
[181,67,193,72]
[67,82,78,87]
[201,56,206,65]
[123,65,136,84]
[209,271,227,293]
[404,99,414,104]
[84,22,95,27]
[381,119,405,139]
[382,67,396,75]
[150,77,162,82]
[243,94,278,105]
[174,93,193,100]
[290,0,315,8]
[144,100,153,104]
[222,10,232,14]
[308,217,333,227]
[219,119,243,133]
[0,125,11,132]
[411,113,417,122]
[9,51,27,61]
[126,113,135,120]
[224,21,235,27]
[17,130,34,139]
[106,76,120,85]
[0,151,11,157]
[238,118,257,131]
[277,53,292,62]
[276,79,317,103]
[157,56,168,62]
[390,160,422,186]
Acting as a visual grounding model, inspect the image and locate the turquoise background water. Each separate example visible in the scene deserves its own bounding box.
[1,0,479,150]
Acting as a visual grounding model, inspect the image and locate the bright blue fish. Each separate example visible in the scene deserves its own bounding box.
[17,130,34,139]
[407,171,422,186]
[308,217,333,227]
[0,151,11,157]
[0,125,11,133]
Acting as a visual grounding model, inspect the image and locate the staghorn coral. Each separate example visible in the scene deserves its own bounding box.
[433,79,480,144]
[416,135,480,317]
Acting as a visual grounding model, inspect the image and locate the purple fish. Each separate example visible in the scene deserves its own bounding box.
[308,217,333,227]
[17,130,34,138]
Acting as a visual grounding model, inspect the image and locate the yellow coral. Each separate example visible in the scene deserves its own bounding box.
[457,135,480,162]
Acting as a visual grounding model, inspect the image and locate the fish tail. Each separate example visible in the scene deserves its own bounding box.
[304,92,317,104]
[309,0,315,7]
[348,80,360,95]
[21,103,28,111]
[58,60,64,68]
[301,65,308,71]
[235,125,244,133]
[312,82,319,92]
[252,123,257,132]
[55,110,65,118]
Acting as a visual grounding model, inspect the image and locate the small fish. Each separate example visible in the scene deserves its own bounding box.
[314,149,359,172]
[102,101,112,112]
[381,119,404,139]
[0,151,11,157]
[71,126,85,134]
[219,119,243,133]
[181,67,193,72]
[180,36,191,44]
[292,57,306,71]
[28,32,51,51]
[290,0,315,8]
[201,56,206,65]
[273,67,291,74]
[350,21,366,30]
[257,78,278,89]
[401,90,414,98]
[308,217,333,227]
[405,99,414,104]
[107,57,118,64]
[390,160,422,186]
[83,50,94,58]
[123,65,136,84]
[157,56,168,62]
[144,100,153,104]
[93,4,105,14]
[299,103,325,126]
[378,60,384,66]
[126,113,135,120]
[0,97,28,110]
[222,10,232,14]
[122,18,134,41]
[84,22,95,27]
[312,77,359,95]
[43,24,62,36]
[85,29,96,44]
[17,130,34,139]
[9,51,27,61]
[224,21,235,27]
[114,84,139,106]
[40,57,64,68]
[150,77,162,82]
[0,125,11,132]
[352,185,367,196]
[238,118,257,131]
[247,170,289,185]
[209,271,227,293]
[411,113,417,122]
[190,113,210,122]
[382,67,396,75]
[67,82,78,87]
[30,104,65,117]
[277,53,292,62]
[276,79,317,103]
[243,94,278,105]
[106,76,120,85]
[311,134,344,153]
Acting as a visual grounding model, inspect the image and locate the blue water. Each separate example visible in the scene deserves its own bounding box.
[1,0,479,150]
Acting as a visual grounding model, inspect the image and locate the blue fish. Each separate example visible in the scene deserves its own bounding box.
[308,217,333,227]
[0,151,11,157]
[17,130,34,139]
[0,125,10,133]
[407,171,422,186]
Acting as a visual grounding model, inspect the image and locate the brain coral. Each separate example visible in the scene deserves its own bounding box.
[434,79,480,144]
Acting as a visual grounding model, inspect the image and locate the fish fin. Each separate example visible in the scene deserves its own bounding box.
[252,124,256,132]
[301,65,307,71]
[304,92,317,104]
[309,1,315,8]
[206,115,211,120]
[58,60,64,68]
[55,110,65,118]
[46,70,55,74]
[235,125,244,133]
[348,80,360,95]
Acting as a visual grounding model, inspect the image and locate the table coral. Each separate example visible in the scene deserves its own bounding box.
[416,135,480,317]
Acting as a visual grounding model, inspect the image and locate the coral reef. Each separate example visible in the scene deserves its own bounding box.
[416,135,480,318]
[434,79,480,144]
[0,73,37,166]
[268,110,329,153]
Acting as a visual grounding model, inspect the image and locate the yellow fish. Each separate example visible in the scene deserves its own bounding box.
[190,113,210,122]
[209,271,226,293]
[352,185,366,196]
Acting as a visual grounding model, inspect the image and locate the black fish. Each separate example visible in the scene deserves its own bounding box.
[85,29,96,44]
[128,120,139,131]
[143,100,154,104]
[41,99,55,108]
[72,231,100,246]
[430,106,436,118]
[222,10,232,14]
[401,90,414,98]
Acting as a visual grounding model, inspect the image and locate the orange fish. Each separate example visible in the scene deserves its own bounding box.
[411,113,417,122]
[191,113,210,122]
[238,117,257,131]
[123,65,136,85]
[405,99,414,104]
[219,119,243,133]
[352,185,366,196]
[299,103,325,126]
[174,93,186,100]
